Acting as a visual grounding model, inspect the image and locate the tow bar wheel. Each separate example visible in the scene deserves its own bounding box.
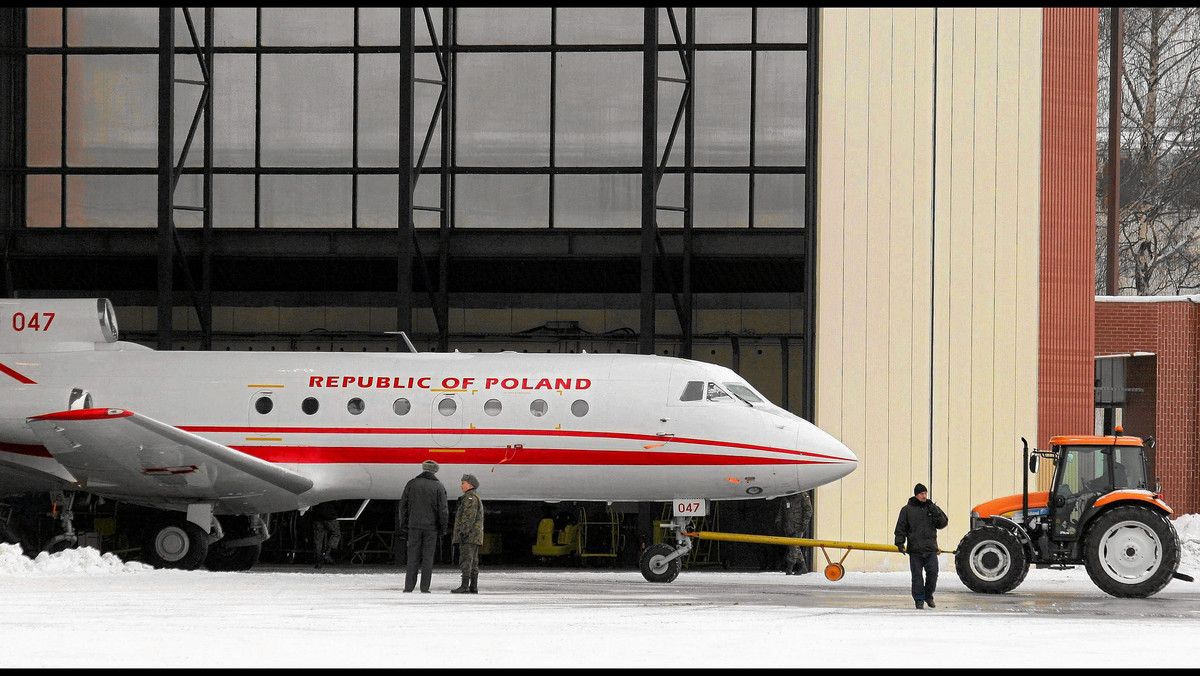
[823,563,845,581]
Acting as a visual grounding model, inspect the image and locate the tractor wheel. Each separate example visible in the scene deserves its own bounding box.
[954,524,1029,594]
[1083,505,1179,598]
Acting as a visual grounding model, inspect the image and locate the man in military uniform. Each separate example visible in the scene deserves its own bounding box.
[451,473,484,594]
[775,491,813,574]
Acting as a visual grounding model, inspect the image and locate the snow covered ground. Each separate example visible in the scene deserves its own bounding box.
[1,514,1198,668]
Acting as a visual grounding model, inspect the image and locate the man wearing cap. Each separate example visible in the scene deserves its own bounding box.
[894,483,948,609]
[450,473,485,594]
[397,459,449,593]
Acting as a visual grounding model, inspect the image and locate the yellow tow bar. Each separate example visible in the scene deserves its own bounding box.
[685,531,952,582]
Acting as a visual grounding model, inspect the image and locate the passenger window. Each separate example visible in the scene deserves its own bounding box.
[571,399,589,417]
[484,399,502,416]
[393,398,411,416]
[347,398,365,415]
[302,397,319,415]
[438,398,457,416]
[530,399,548,417]
[706,382,732,402]
[255,396,273,414]
[680,381,704,401]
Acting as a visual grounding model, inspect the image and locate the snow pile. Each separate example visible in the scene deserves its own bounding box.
[1174,513,1200,576]
[0,542,151,576]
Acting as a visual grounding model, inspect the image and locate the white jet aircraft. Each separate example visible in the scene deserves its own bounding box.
[0,298,857,580]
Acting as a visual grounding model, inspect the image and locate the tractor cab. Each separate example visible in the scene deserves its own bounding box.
[1043,434,1152,540]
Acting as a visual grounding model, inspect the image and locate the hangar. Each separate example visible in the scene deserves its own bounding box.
[1,8,1106,572]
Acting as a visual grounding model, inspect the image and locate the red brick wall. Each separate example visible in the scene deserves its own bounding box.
[1096,300,1200,515]
[1039,9,1099,464]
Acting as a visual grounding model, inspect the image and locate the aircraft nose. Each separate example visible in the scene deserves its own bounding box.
[797,420,858,466]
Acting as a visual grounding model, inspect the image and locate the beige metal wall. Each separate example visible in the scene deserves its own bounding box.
[815,8,1042,570]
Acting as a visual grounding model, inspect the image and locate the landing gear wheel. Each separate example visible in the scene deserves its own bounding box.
[1083,505,1179,598]
[205,541,262,572]
[640,543,682,583]
[143,519,209,570]
[954,524,1029,594]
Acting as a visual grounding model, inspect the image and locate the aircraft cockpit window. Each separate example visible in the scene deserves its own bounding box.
[530,399,548,417]
[706,382,733,403]
[255,396,273,415]
[484,399,502,416]
[302,397,319,415]
[723,383,763,404]
[438,398,457,416]
[571,399,589,417]
[347,398,365,415]
[680,381,704,401]
[392,398,411,416]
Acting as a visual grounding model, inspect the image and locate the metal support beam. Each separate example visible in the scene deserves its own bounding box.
[801,7,820,422]
[397,8,415,345]
[640,9,658,355]
[157,9,175,350]
[1106,7,1122,295]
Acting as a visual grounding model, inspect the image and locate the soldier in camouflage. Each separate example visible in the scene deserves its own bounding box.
[775,491,813,575]
[450,473,484,594]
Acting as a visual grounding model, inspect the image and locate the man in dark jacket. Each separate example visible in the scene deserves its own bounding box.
[894,483,948,609]
[397,459,449,593]
[450,473,484,594]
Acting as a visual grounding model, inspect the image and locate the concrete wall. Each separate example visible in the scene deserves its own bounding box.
[814,8,1043,570]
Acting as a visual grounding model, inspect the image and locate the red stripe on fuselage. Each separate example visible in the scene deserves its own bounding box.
[0,362,36,384]
[181,425,851,463]
[234,445,841,466]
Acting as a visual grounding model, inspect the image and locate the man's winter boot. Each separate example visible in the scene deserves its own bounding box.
[469,572,478,594]
[450,573,471,594]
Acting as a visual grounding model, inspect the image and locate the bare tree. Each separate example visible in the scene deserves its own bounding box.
[1098,7,1200,295]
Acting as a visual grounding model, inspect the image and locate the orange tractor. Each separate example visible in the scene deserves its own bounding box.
[955,432,1193,598]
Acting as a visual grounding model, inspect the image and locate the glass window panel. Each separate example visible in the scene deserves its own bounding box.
[457,8,550,45]
[359,54,400,167]
[457,53,549,167]
[67,8,157,47]
[696,8,751,44]
[174,57,208,169]
[172,174,205,228]
[261,8,353,47]
[66,55,158,168]
[754,173,805,228]
[554,174,639,228]
[657,78,686,168]
[695,174,748,227]
[757,8,808,43]
[557,8,642,44]
[67,175,157,227]
[412,81,444,167]
[26,176,62,228]
[455,175,549,228]
[656,174,684,225]
[214,174,254,228]
[358,174,443,229]
[213,55,257,167]
[556,52,640,167]
[214,8,257,48]
[358,175,397,229]
[173,9,207,48]
[695,51,750,166]
[658,7,690,45]
[261,55,353,167]
[260,175,352,228]
[756,51,806,165]
[360,8,443,46]
[26,56,62,167]
[27,8,62,47]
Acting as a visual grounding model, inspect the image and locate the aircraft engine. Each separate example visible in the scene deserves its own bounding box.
[0,298,119,354]
[0,386,97,442]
